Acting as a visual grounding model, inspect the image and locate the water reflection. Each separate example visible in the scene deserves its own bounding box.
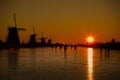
[64,50,67,61]
[100,49,110,61]
[8,49,19,70]
[87,48,94,80]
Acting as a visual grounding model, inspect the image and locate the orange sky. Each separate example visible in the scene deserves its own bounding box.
[0,0,120,44]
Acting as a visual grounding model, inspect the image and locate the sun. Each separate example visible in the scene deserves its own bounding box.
[87,36,94,43]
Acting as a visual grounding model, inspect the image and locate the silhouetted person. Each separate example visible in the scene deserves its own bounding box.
[100,47,103,53]
[55,44,58,48]
[64,45,67,61]
[74,50,77,61]
[107,47,110,54]
[100,52,103,61]
[64,44,67,52]
[50,45,54,48]
[105,48,107,54]
[59,45,63,49]
[107,47,110,59]
[64,51,67,61]
[74,45,77,51]
[104,47,110,60]
[70,45,73,49]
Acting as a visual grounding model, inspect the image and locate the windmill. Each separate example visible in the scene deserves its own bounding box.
[5,13,26,48]
[29,26,37,44]
[39,32,48,45]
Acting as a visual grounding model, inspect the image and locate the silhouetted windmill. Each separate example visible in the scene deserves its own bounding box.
[29,26,37,44]
[39,32,48,45]
[5,13,26,48]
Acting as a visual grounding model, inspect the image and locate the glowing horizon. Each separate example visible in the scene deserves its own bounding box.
[0,0,120,43]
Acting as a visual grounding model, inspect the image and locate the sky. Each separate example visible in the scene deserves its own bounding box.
[0,0,120,44]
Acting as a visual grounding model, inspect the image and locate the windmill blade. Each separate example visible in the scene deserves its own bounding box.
[17,28,26,30]
[14,13,17,27]
[33,26,36,34]
[39,37,48,39]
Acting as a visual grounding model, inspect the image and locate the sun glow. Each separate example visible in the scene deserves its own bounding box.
[87,36,94,43]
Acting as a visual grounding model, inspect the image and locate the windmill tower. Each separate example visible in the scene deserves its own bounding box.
[29,26,37,44]
[5,13,26,48]
[39,32,48,45]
